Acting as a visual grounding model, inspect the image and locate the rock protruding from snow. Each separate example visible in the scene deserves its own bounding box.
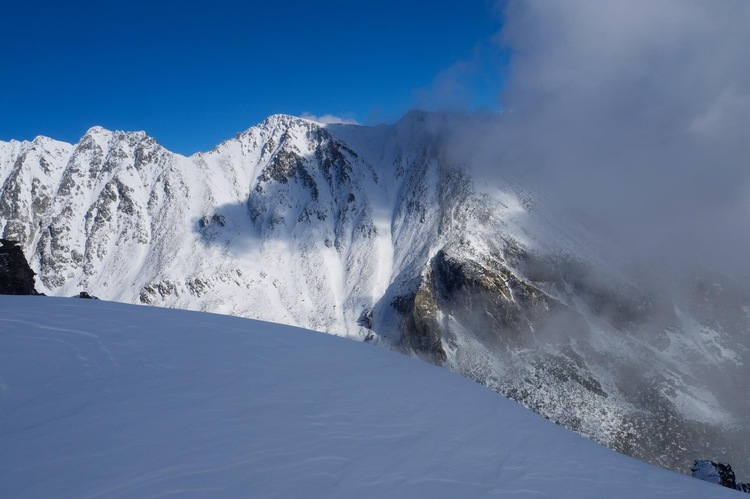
[0,239,40,295]
[692,460,750,493]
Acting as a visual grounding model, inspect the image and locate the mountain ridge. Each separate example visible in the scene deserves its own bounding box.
[1,112,748,476]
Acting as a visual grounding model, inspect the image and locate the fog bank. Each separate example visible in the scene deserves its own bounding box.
[466,0,750,277]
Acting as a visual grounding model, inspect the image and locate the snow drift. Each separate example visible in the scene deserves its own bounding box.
[0,296,739,498]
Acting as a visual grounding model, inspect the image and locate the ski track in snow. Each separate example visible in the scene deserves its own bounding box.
[0,296,738,498]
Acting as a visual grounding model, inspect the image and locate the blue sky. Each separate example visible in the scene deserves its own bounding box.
[0,0,507,154]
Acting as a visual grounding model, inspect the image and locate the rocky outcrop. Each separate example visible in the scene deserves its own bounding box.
[398,249,557,361]
[394,280,447,365]
[0,238,40,295]
[692,460,750,493]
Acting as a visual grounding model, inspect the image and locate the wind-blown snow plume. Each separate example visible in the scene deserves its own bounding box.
[300,113,360,125]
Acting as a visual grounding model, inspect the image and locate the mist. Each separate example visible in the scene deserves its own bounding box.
[459,0,750,279]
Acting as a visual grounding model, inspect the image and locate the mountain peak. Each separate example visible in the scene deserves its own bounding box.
[83,125,110,137]
[262,113,315,128]
[224,114,325,150]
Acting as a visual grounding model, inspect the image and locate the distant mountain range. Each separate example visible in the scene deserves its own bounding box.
[1,111,748,475]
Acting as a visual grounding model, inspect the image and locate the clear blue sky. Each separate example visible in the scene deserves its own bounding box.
[0,0,507,154]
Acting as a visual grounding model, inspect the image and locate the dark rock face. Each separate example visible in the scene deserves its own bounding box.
[400,248,586,363]
[0,239,40,295]
[73,291,99,300]
[692,460,750,493]
[430,249,557,348]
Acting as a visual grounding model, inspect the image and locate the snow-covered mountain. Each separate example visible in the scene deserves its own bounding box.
[1,113,748,475]
[0,296,742,498]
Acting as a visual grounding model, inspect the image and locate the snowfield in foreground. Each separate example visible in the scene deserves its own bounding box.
[0,297,737,498]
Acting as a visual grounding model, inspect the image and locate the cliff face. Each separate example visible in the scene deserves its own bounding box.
[0,238,39,295]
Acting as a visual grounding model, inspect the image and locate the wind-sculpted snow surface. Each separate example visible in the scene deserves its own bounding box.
[1,113,748,476]
[0,297,740,498]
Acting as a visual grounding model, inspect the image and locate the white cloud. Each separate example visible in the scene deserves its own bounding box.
[485,0,750,274]
[300,113,359,125]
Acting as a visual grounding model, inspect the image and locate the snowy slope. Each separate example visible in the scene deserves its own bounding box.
[0,296,738,498]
